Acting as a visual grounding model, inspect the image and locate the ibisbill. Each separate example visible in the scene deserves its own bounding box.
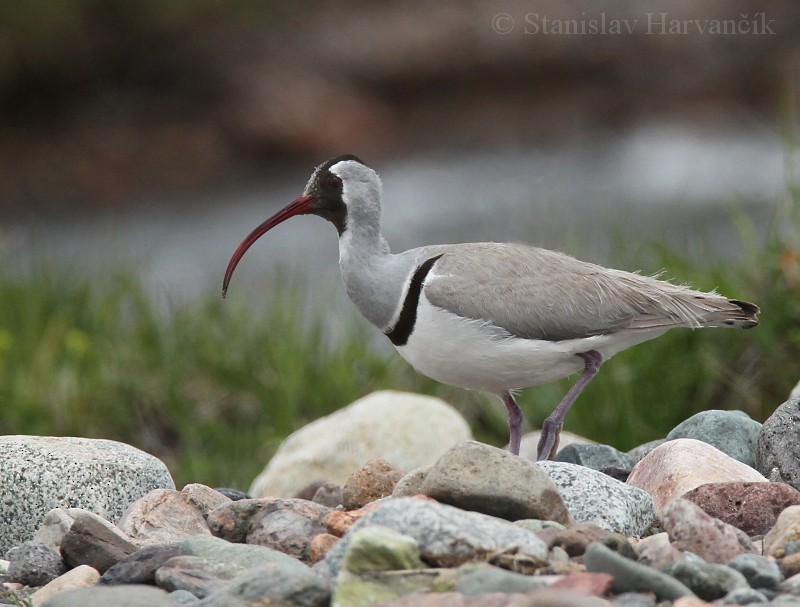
[222,155,760,460]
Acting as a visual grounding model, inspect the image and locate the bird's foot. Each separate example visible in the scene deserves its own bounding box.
[536,420,562,461]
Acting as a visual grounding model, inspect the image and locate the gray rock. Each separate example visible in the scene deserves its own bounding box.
[169,589,201,605]
[663,559,749,600]
[332,568,456,607]
[195,562,330,607]
[756,399,800,492]
[315,497,548,583]
[312,482,343,507]
[99,543,181,585]
[667,409,762,466]
[33,508,80,551]
[0,435,174,555]
[772,596,800,606]
[611,592,657,607]
[626,439,668,466]
[555,443,634,476]
[584,541,696,601]
[39,584,176,607]
[420,441,571,523]
[180,534,307,572]
[119,484,231,546]
[6,540,66,586]
[341,526,424,574]
[455,562,546,595]
[719,586,769,604]
[727,553,783,591]
[154,556,230,598]
[214,488,249,501]
[59,512,138,573]
[537,461,655,535]
[391,466,430,498]
[249,390,471,498]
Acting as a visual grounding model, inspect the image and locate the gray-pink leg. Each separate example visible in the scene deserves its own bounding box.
[501,391,523,456]
[537,350,603,461]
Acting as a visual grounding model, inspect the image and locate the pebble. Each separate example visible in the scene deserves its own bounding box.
[153,555,228,598]
[455,562,548,595]
[342,458,406,510]
[666,409,762,466]
[59,512,137,573]
[554,444,635,479]
[118,483,231,546]
[316,497,548,582]
[756,398,800,492]
[538,461,655,535]
[548,571,614,596]
[312,482,344,507]
[682,481,800,536]
[365,590,612,606]
[340,526,425,574]
[536,522,610,557]
[30,564,100,605]
[661,499,756,564]
[420,441,571,523]
[584,542,696,601]
[249,390,472,498]
[195,562,330,607]
[179,534,307,572]
[765,505,800,558]
[662,559,749,600]
[99,543,181,585]
[0,435,174,555]
[38,584,175,607]
[391,466,430,498]
[245,498,332,562]
[626,439,667,466]
[718,586,769,604]
[627,438,768,514]
[726,553,782,591]
[634,532,685,569]
[5,540,66,587]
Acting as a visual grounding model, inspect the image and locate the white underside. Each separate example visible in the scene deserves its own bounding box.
[396,295,669,395]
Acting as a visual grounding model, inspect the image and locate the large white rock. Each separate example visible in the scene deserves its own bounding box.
[249,390,472,498]
[790,378,800,400]
[0,436,174,555]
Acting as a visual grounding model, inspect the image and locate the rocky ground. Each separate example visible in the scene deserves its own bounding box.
[2,391,800,606]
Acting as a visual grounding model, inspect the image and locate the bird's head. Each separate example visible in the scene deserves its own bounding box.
[222,154,381,297]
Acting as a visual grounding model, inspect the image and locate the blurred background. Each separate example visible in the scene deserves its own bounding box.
[1,1,799,488]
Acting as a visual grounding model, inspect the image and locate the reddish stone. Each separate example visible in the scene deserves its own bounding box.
[308,533,339,564]
[549,572,614,596]
[341,458,406,509]
[663,498,756,564]
[683,481,800,536]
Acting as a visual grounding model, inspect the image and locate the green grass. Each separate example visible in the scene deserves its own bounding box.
[2,152,799,490]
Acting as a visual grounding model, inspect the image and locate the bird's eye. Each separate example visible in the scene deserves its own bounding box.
[328,175,342,188]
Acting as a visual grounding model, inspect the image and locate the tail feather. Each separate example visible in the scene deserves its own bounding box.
[700,299,760,329]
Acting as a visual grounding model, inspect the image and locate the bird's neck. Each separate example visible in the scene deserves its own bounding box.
[338,226,409,331]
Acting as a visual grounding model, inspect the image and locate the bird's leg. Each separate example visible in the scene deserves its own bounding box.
[501,391,523,456]
[537,350,603,461]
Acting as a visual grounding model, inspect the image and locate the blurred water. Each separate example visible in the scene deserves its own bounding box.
[5,123,787,311]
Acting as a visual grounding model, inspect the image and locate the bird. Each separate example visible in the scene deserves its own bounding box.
[223,155,760,461]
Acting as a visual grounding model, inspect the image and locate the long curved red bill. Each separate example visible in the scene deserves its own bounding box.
[222,195,316,297]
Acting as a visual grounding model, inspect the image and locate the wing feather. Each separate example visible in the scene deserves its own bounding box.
[421,243,757,341]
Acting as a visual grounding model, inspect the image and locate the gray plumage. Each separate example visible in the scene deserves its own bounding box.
[421,242,758,342]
